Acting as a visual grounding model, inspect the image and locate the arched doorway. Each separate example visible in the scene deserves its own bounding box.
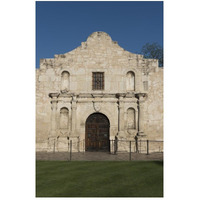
[85,113,110,151]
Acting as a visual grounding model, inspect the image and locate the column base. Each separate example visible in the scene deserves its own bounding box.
[47,137,57,152]
[57,136,69,152]
[109,136,115,154]
[117,131,126,138]
[68,136,80,152]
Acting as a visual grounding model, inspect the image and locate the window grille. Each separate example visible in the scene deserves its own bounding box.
[92,72,104,90]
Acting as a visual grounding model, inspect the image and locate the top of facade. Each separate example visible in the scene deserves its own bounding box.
[87,31,113,41]
[39,31,159,71]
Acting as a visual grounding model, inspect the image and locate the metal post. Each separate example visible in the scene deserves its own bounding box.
[70,140,72,161]
[78,139,79,152]
[129,141,131,161]
[147,140,149,155]
[114,139,117,155]
[110,140,112,154]
[112,140,114,154]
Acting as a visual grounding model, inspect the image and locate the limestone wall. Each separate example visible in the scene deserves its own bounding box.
[36,31,163,152]
[143,67,163,140]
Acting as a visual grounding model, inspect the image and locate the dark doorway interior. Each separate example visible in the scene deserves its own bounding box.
[85,113,110,152]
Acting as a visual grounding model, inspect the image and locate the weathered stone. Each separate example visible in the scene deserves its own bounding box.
[36,31,163,152]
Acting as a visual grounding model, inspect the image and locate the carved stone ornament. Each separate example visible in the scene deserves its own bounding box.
[61,89,68,94]
[60,129,68,135]
[93,102,101,112]
[127,129,136,135]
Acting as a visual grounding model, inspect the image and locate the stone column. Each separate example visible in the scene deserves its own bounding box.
[69,94,80,152]
[48,93,59,152]
[71,95,77,136]
[135,110,139,131]
[138,94,146,136]
[117,95,125,138]
[49,93,59,136]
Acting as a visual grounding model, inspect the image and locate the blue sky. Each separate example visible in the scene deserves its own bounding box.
[36,1,163,68]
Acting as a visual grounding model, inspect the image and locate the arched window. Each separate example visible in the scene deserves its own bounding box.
[126,71,135,91]
[61,71,70,93]
[60,107,69,129]
[127,108,136,129]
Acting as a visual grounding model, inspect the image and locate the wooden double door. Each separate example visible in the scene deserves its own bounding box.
[85,113,110,151]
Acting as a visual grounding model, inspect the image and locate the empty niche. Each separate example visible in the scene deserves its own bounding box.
[61,71,70,93]
[60,107,69,129]
[127,108,136,129]
[126,71,135,91]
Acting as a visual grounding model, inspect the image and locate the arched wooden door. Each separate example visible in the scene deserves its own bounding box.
[85,113,110,151]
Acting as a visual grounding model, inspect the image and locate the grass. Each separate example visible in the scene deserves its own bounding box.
[36,161,163,197]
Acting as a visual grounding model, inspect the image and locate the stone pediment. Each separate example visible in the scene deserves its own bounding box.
[52,31,141,67]
[63,31,125,54]
[85,31,114,46]
[40,31,158,71]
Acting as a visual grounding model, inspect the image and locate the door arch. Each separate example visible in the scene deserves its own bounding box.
[85,113,110,151]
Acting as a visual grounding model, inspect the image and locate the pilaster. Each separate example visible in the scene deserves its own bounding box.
[49,93,59,137]
[137,93,147,137]
[71,94,77,136]
[48,93,59,152]
[117,94,126,138]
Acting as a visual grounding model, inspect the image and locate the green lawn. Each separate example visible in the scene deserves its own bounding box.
[36,161,163,197]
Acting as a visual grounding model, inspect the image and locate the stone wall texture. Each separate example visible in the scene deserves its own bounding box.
[36,31,163,153]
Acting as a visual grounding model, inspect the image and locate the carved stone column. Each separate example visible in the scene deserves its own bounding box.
[49,93,59,137]
[117,94,125,138]
[71,94,77,136]
[48,93,59,152]
[68,94,79,152]
[137,93,146,136]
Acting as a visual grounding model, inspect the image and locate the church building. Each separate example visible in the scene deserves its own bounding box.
[36,32,163,153]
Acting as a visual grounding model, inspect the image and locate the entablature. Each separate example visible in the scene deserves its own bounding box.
[49,92,148,104]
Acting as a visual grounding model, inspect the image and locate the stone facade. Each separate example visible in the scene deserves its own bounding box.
[36,31,163,153]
